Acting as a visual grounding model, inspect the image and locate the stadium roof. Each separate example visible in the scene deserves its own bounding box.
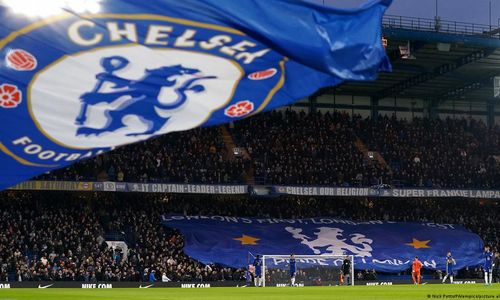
[321,15,500,103]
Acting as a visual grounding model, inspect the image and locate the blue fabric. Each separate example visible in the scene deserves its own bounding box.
[0,0,390,190]
[162,215,484,272]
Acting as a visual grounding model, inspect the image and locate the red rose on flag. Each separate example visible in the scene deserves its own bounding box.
[0,84,22,108]
[6,49,37,71]
[224,100,254,118]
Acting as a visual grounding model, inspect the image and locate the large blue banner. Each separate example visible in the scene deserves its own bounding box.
[0,0,390,190]
[162,215,484,272]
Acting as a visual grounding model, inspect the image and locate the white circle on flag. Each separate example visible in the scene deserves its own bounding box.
[30,45,242,149]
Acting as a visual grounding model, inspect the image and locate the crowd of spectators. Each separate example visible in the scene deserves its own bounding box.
[0,192,242,283]
[233,110,500,188]
[0,191,498,282]
[34,110,500,189]
[357,269,377,281]
[230,110,389,186]
[37,127,247,184]
[357,115,500,188]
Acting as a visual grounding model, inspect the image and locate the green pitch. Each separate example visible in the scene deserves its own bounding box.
[0,285,499,300]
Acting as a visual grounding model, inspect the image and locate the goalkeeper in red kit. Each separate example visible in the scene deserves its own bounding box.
[412,256,423,285]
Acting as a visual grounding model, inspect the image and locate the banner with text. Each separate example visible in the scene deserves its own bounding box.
[125,183,247,194]
[9,181,94,191]
[7,181,500,198]
[273,186,500,199]
[9,181,247,194]
[0,0,391,191]
[162,215,484,272]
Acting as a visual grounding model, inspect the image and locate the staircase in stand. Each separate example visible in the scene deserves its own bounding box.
[244,162,255,185]
[220,125,255,184]
[374,152,391,172]
[220,125,236,161]
[354,137,392,173]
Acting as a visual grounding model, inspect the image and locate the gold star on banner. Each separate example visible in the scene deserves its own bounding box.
[233,235,260,245]
[405,238,431,249]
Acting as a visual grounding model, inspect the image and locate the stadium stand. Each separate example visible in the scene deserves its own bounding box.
[0,191,498,282]
[2,5,500,292]
[36,110,500,189]
[36,127,248,184]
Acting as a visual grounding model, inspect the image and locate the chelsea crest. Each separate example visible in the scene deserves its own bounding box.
[0,14,286,167]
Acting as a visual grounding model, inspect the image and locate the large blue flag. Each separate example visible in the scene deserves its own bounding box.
[162,215,484,272]
[0,0,390,190]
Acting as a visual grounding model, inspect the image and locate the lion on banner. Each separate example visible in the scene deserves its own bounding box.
[75,56,216,137]
[285,227,373,257]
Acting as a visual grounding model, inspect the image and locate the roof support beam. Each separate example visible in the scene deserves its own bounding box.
[377,47,496,99]
[435,76,495,102]
[383,28,500,48]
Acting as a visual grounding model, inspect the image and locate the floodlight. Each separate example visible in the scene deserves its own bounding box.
[1,0,101,17]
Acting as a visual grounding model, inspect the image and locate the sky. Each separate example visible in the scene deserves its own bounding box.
[314,0,500,26]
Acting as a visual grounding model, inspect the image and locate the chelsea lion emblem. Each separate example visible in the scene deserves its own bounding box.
[0,14,286,168]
